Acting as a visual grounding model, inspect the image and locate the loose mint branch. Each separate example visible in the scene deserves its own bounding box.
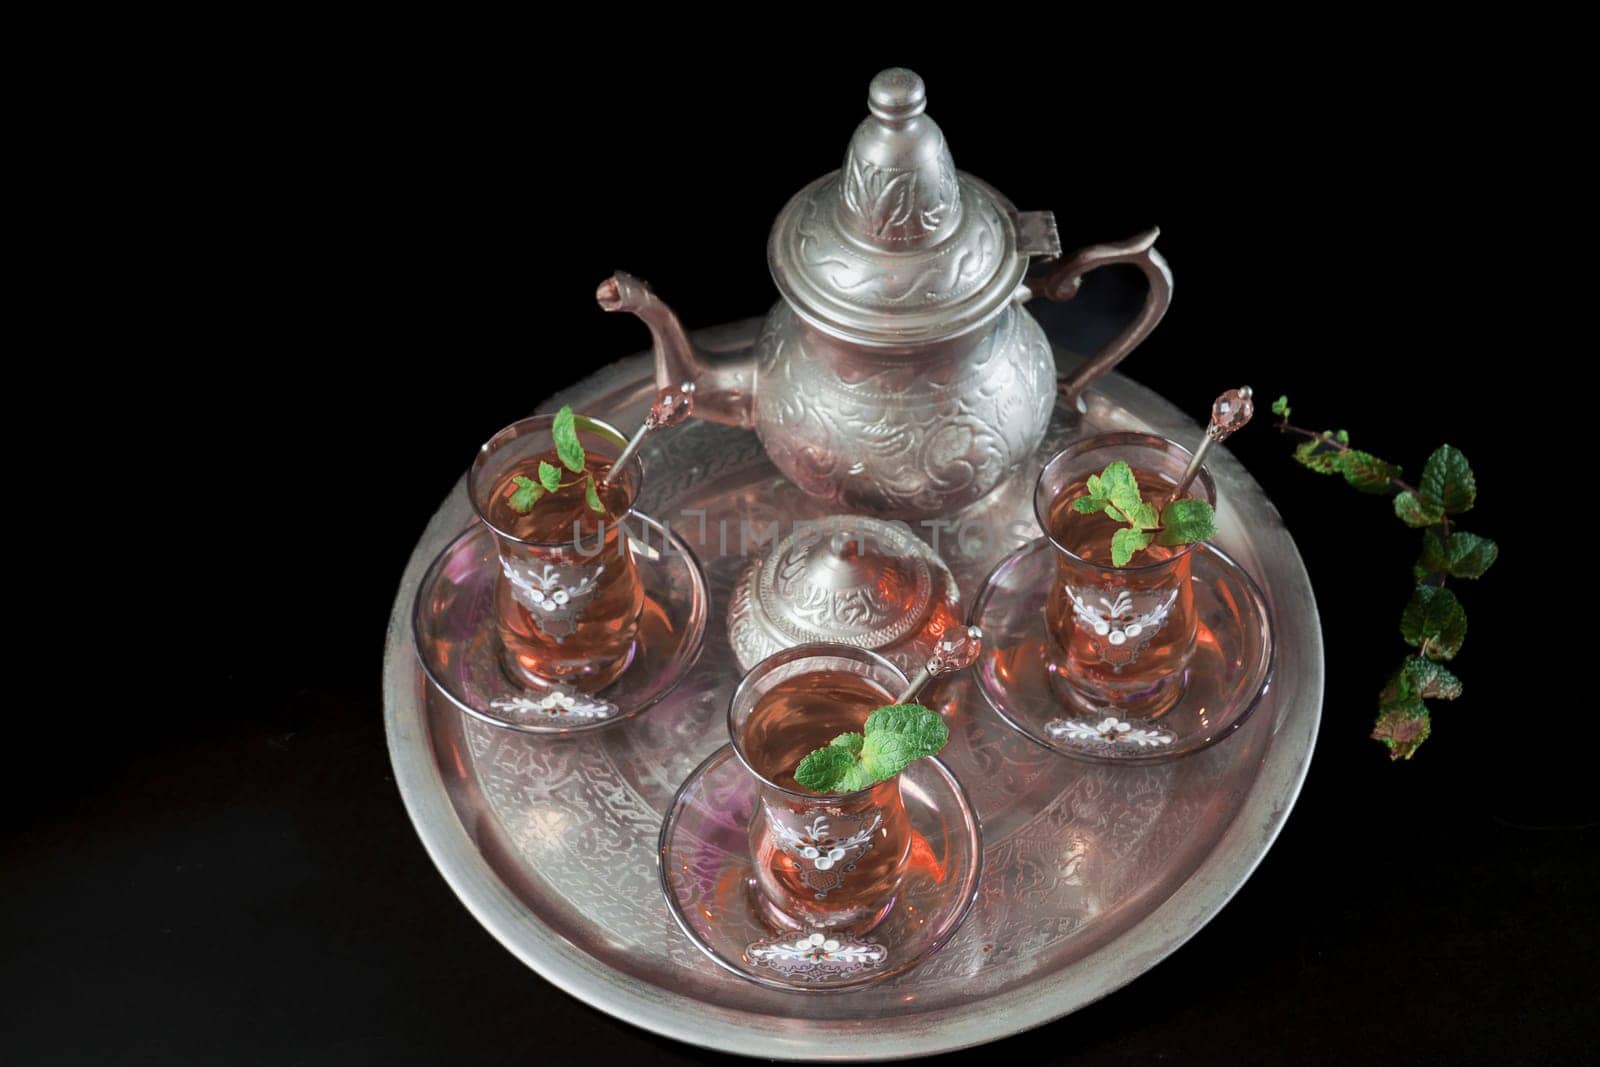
[1271,395,1496,760]
[1269,406,1453,542]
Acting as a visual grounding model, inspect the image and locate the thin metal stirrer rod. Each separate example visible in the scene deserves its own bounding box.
[608,422,653,482]
[601,382,696,487]
[1174,386,1255,499]
[893,673,931,705]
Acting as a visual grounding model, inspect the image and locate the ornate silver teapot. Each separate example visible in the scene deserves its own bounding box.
[599,67,1170,519]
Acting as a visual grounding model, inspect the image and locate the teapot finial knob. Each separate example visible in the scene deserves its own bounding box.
[868,68,926,124]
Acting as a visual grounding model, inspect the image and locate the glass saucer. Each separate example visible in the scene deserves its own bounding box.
[970,539,1273,763]
[658,745,982,992]
[412,513,708,734]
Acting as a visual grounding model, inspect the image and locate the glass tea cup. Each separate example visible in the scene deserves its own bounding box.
[728,645,914,934]
[468,412,646,693]
[1035,432,1217,717]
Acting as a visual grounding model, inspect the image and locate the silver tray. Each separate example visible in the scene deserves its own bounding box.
[382,318,1323,1060]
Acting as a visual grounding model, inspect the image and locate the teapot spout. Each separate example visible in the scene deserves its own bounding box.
[596,272,755,429]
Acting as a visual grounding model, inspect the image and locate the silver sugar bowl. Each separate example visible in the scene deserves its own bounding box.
[600,67,1171,519]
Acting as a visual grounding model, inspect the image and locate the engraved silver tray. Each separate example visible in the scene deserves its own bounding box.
[381,318,1323,1060]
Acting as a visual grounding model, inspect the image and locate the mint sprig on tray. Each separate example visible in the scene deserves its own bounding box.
[794,703,949,794]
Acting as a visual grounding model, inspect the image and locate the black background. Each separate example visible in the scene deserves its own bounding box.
[6,48,1589,1065]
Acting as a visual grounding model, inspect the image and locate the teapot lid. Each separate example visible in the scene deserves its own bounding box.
[768,68,1029,347]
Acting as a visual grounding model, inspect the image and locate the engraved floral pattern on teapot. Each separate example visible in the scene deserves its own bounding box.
[752,302,1055,516]
[840,144,960,240]
[596,68,1172,520]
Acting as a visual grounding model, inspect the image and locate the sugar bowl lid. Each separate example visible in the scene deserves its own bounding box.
[727,515,962,675]
[767,68,1030,347]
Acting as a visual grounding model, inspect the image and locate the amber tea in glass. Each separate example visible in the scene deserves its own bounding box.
[469,413,646,693]
[729,646,913,933]
[1035,432,1216,717]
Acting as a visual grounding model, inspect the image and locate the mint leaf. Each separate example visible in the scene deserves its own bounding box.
[1417,530,1498,580]
[863,704,948,758]
[1100,461,1143,517]
[1415,530,1447,578]
[1157,498,1217,546]
[1110,526,1153,566]
[552,404,585,473]
[1402,654,1463,701]
[1443,532,1497,579]
[1378,666,1423,715]
[1419,444,1475,515]
[1372,702,1431,761]
[1337,449,1401,494]
[1393,490,1443,528]
[537,460,562,493]
[584,473,605,515]
[859,704,947,781]
[829,732,863,756]
[1271,395,1291,418]
[1372,664,1433,760]
[839,763,877,792]
[1400,584,1467,661]
[1126,501,1161,530]
[1071,462,1163,562]
[1293,435,1343,475]
[1069,466,1122,519]
[1371,653,1460,759]
[795,746,861,793]
[858,731,918,781]
[508,475,544,513]
[795,703,948,794]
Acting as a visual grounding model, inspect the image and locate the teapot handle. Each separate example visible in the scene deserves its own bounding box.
[1027,226,1172,410]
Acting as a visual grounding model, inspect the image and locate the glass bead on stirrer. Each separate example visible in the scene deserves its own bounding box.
[894,626,985,704]
[1173,386,1255,499]
[601,382,697,488]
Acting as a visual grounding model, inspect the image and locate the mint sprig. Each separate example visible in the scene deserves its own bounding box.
[508,476,543,512]
[793,703,948,794]
[505,404,609,516]
[552,405,585,473]
[1068,459,1216,566]
[1157,498,1216,546]
[1275,396,1496,760]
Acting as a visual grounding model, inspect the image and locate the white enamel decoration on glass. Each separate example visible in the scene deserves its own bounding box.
[1046,715,1175,747]
[1067,586,1178,671]
[488,690,619,723]
[500,558,605,641]
[745,931,889,980]
[767,813,881,898]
